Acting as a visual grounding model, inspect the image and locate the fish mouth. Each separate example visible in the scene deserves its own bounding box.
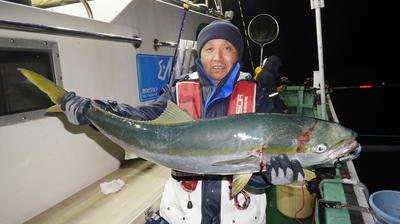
[333,140,361,167]
[311,140,361,168]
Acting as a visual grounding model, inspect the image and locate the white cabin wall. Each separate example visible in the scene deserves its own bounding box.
[0,1,215,223]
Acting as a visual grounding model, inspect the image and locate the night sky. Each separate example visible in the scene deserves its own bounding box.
[222,0,397,84]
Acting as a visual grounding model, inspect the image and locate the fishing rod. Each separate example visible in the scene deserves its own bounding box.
[330,82,400,90]
[168,3,189,86]
[358,134,400,138]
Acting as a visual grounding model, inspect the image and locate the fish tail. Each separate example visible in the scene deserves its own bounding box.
[18,68,68,112]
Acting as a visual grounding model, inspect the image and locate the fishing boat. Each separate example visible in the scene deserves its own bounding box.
[0,0,380,223]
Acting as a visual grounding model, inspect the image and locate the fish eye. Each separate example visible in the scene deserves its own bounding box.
[314,144,328,153]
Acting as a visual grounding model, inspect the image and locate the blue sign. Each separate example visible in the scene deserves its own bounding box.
[136,54,173,102]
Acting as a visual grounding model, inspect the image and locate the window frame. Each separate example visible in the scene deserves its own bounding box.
[0,37,62,126]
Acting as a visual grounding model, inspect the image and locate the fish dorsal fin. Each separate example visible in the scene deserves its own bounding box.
[141,100,194,125]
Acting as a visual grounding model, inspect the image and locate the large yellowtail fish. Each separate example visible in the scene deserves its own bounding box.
[18,68,361,197]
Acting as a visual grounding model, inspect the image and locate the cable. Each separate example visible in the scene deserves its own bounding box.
[295,182,307,224]
[311,194,317,224]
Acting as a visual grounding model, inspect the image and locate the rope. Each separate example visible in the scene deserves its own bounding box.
[237,0,255,73]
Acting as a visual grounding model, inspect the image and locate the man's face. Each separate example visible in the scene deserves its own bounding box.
[200,39,239,84]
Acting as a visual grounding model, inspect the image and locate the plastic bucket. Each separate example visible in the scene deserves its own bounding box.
[369,190,400,224]
[276,169,316,218]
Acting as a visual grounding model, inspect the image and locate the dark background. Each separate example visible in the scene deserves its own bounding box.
[220,0,399,193]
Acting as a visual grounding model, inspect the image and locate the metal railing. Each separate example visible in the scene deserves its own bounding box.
[153,38,177,50]
[0,19,142,48]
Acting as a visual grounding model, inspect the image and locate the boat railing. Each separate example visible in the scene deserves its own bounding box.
[0,19,142,48]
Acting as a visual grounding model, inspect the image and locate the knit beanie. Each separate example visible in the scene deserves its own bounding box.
[197,20,244,61]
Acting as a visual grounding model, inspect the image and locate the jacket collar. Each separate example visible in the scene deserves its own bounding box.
[195,60,241,116]
[195,60,240,93]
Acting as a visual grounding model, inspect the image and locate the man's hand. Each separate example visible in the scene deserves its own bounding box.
[60,92,90,125]
[264,154,304,185]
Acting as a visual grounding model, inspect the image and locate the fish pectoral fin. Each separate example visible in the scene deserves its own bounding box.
[211,155,258,166]
[142,100,194,125]
[231,173,252,198]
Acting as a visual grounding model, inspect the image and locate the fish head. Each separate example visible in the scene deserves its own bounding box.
[294,120,361,168]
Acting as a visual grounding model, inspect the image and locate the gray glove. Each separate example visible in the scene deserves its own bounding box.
[264,154,304,185]
[60,92,90,125]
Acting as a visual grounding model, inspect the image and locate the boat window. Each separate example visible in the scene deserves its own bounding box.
[0,38,62,126]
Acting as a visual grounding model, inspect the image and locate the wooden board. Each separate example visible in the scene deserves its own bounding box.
[25,159,170,224]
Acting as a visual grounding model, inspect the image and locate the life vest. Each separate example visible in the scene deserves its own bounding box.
[176,74,257,119]
[175,72,257,192]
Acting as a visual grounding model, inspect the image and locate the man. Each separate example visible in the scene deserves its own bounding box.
[60,20,303,224]
[256,55,289,113]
